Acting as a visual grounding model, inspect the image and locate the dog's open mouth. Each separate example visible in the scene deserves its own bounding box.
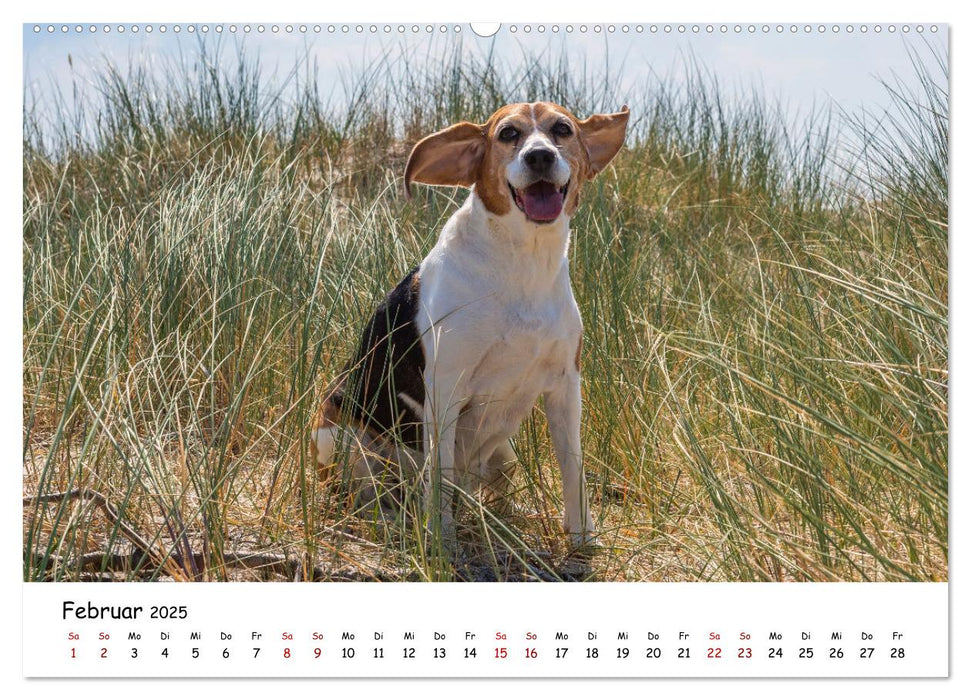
[509,180,569,223]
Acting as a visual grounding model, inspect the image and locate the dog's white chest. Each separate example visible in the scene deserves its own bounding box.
[462,299,579,436]
[415,194,583,462]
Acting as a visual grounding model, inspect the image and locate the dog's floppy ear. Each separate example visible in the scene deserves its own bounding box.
[404,121,486,198]
[579,106,630,177]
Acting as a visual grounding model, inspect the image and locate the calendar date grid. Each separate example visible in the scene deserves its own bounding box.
[25,582,947,678]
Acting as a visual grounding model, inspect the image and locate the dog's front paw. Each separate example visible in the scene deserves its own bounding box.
[567,529,600,552]
[426,515,459,559]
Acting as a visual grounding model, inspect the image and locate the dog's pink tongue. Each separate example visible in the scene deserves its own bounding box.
[520,182,564,222]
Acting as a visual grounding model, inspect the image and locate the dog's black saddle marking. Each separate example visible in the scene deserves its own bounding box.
[330,266,426,449]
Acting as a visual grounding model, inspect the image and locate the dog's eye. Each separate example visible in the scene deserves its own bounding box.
[498,126,519,142]
[552,122,573,138]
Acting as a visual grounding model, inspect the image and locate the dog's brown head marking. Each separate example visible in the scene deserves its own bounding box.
[405,102,630,221]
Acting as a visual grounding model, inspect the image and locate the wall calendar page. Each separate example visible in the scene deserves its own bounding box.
[16,6,954,693]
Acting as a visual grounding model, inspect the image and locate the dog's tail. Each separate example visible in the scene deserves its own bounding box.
[312,424,339,470]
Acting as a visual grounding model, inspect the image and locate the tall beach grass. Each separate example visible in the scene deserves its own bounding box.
[23,39,947,581]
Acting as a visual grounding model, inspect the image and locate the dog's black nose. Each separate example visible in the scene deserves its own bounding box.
[523,147,556,173]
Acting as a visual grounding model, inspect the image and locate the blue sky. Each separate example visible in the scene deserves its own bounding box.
[23,23,947,138]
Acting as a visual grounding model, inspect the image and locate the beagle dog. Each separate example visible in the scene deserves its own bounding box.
[313,102,630,551]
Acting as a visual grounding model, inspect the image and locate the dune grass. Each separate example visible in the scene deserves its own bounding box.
[23,39,947,581]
